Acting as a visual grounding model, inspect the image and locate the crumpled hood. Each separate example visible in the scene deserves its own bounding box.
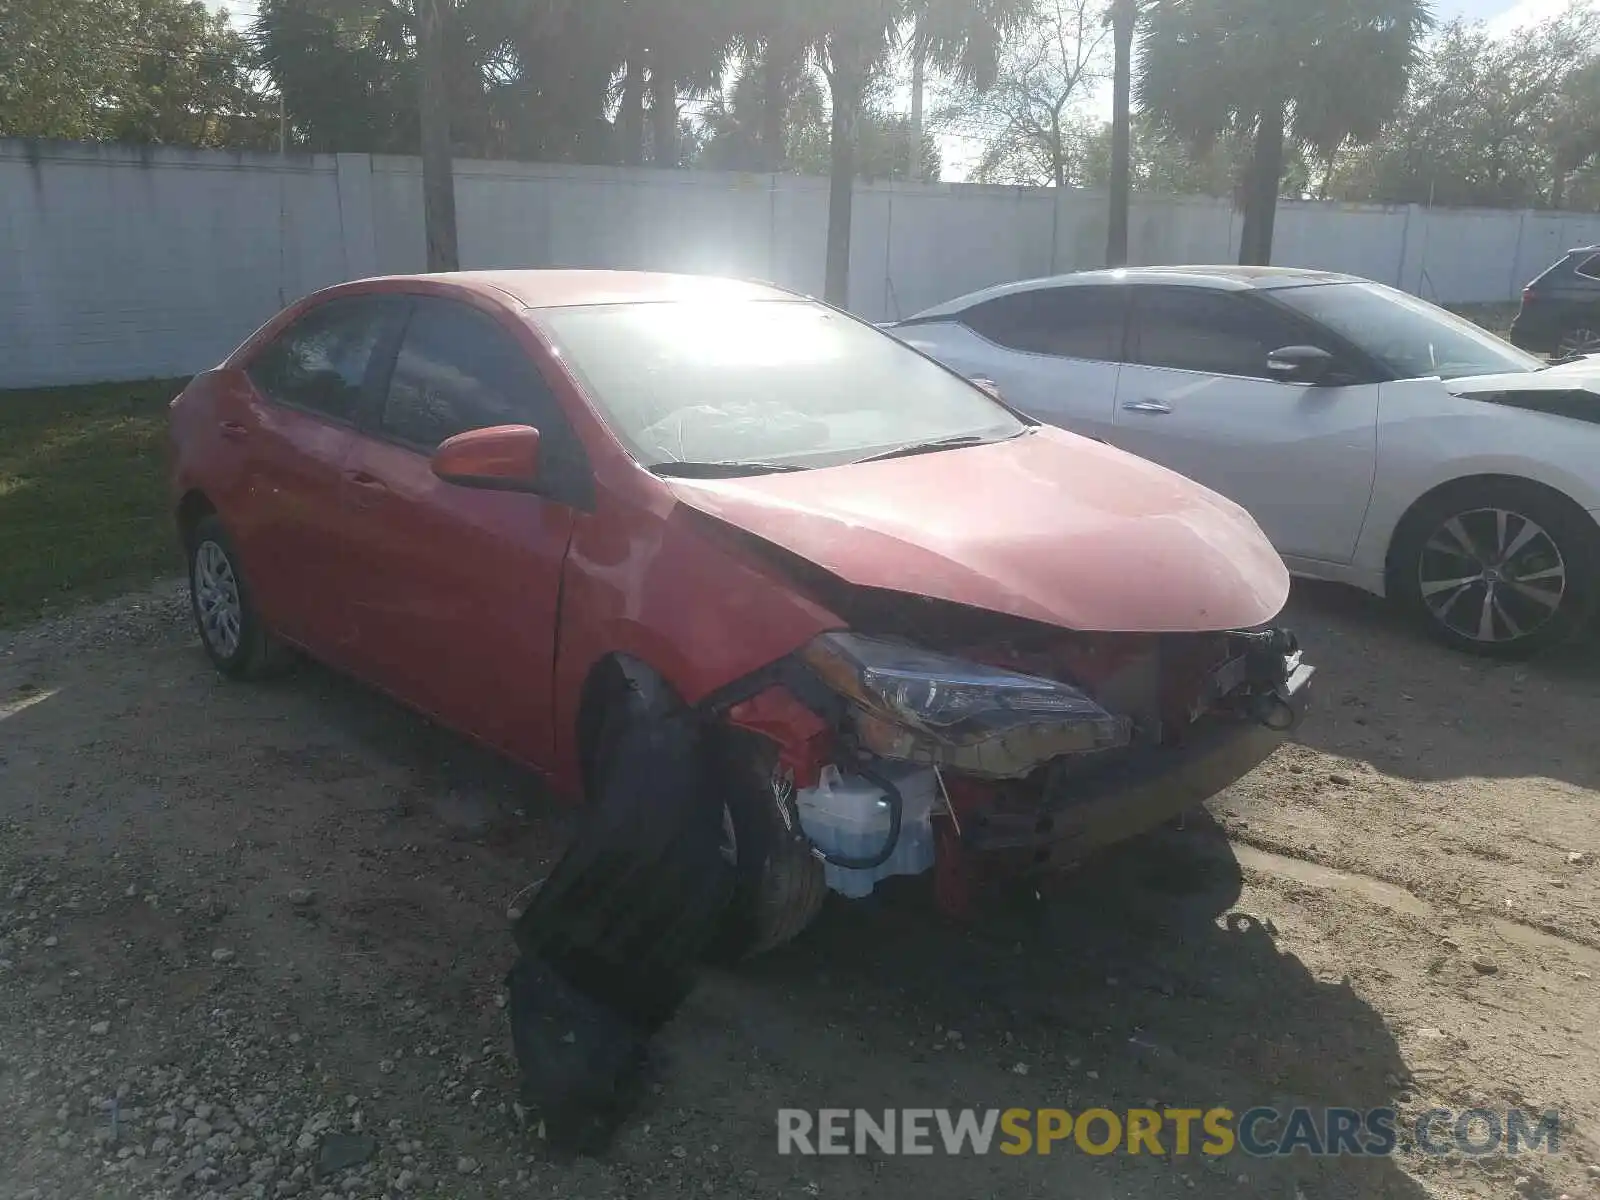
[665,426,1290,634]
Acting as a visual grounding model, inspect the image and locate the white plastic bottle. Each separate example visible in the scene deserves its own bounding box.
[795,763,939,898]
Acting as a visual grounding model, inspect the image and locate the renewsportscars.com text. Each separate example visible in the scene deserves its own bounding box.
[776,1107,1561,1158]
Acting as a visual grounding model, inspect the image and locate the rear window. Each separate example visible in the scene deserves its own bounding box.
[1574,253,1600,281]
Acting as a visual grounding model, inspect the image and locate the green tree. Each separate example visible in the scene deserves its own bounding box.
[689,55,829,170]
[814,0,1036,305]
[1,0,274,146]
[253,0,739,163]
[690,60,940,179]
[253,0,419,154]
[1138,0,1430,264]
[1327,6,1600,210]
[938,0,1108,187]
[1075,111,1315,198]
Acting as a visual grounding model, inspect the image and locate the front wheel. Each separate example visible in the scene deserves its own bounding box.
[1391,481,1599,658]
[587,684,826,962]
[706,747,828,962]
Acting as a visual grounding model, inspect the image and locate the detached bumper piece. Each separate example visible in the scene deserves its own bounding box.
[506,707,734,1156]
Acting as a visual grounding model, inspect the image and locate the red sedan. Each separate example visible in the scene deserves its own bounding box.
[169,270,1312,956]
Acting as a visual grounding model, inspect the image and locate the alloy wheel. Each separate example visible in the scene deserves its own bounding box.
[1556,327,1600,357]
[193,539,244,658]
[1416,508,1567,645]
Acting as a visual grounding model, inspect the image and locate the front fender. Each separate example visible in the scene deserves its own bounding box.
[548,502,843,798]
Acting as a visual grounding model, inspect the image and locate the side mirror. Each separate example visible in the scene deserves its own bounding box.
[969,376,1003,400]
[431,425,541,491]
[1265,344,1336,385]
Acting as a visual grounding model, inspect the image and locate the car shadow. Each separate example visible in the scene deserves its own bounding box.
[1283,579,1600,790]
[729,816,1432,1198]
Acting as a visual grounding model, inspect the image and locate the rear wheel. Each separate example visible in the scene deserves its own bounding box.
[1556,325,1600,358]
[186,515,295,679]
[1391,480,1599,658]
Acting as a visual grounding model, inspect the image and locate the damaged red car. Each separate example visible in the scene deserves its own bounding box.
[169,270,1313,958]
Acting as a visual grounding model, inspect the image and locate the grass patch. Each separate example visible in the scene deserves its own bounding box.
[0,378,188,627]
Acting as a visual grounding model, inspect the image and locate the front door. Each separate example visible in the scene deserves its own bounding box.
[339,295,589,767]
[1111,286,1380,565]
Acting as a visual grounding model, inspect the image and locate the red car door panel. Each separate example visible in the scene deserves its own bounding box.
[224,295,406,657]
[340,295,587,768]
[339,437,574,760]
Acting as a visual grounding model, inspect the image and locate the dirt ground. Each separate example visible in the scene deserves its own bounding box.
[1,579,1597,1200]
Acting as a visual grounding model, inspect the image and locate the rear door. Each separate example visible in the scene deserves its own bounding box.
[1111,285,1380,565]
[901,285,1127,440]
[232,294,406,655]
[339,295,591,766]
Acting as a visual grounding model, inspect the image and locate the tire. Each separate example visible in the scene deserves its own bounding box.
[588,682,827,962]
[186,515,294,680]
[1390,479,1600,658]
[1556,325,1600,358]
[705,741,828,962]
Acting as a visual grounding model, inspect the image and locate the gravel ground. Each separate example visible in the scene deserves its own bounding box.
[1,580,1598,1200]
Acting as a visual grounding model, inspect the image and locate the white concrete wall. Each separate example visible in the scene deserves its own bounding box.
[9,138,1600,388]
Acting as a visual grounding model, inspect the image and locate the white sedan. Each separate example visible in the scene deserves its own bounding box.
[886,267,1600,657]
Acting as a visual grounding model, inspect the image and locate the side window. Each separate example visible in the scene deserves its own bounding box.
[381,298,564,450]
[1575,254,1600,281]
[1131,288,1314,378]
[958,287,1126,361]
[247,297,395,422]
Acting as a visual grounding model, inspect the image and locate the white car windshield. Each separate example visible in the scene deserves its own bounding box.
[1270,281,1543,381]
[538,299,1028,472]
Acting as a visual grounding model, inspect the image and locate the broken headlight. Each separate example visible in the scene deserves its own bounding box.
[800,632,1132,778]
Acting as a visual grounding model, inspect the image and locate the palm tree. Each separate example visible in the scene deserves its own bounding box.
[815,0,894,306]
[1139,0,1431,265]
[818,0,1035,307]
[1105,0,1140,267]
[692,55,829,170]
[638,0,742,167]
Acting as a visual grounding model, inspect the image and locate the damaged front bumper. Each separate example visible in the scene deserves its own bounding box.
[717,623,1314,899]
[962,678,1309,859]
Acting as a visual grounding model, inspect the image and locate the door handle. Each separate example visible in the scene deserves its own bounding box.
[345,470,388,492]
[1121,400,1173,414]
[219,420,249,440]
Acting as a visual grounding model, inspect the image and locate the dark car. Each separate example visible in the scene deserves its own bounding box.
[1510,246,1600,357]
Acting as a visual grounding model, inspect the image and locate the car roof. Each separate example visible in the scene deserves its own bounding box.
[334,269,800,310]
[902,265,1367,320]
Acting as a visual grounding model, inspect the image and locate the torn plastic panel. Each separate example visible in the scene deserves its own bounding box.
[506,701,735,1156]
